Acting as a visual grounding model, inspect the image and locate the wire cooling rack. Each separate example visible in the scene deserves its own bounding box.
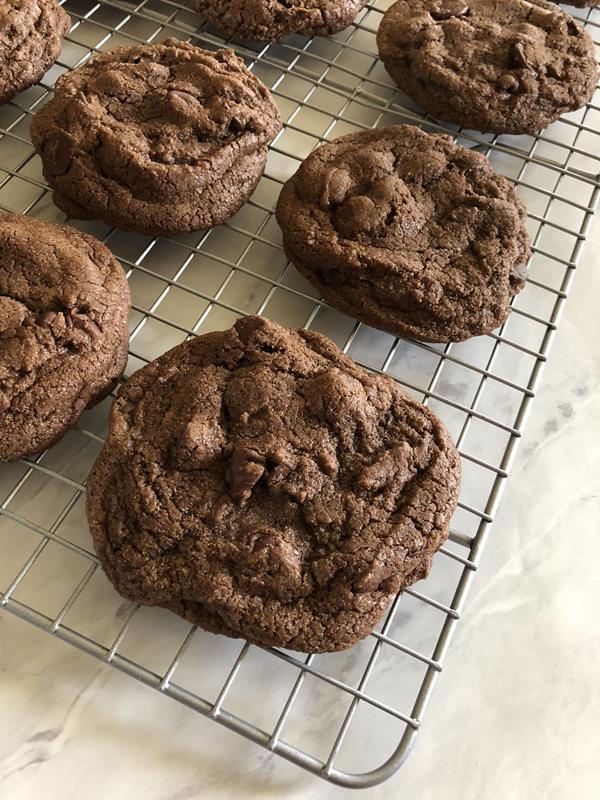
[0,0,598,789]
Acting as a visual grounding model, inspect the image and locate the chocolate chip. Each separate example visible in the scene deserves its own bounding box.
[512,42,529,69]
[229,447,265,503]
[45,130,73,176]
[498,74,520,94]
[547,63,561,80]
[228,116,246,132]
[168,89,197,106]
[430,3,469,21]
[176,415,225,469]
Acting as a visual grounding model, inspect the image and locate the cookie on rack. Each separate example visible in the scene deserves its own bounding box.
[376,0,598,135]
[276,125,531,343]
[31,38,282,235]
[0,213,130,462]
[87,315,461,653]
[189,0,367,42]
[0,0,70,104]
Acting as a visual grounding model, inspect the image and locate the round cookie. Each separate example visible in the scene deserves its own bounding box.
[376,0,598,135]
[30,38,282,235]
[276,125,531,344]
[189,0,368,42]
[0,213,130,462]
[87,315,461,653]
[0,0,70,105]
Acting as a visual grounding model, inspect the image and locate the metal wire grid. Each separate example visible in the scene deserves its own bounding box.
[0,0,598,788]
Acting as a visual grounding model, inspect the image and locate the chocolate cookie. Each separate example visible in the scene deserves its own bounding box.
[30,39,282,235]
[0,213,130,463]
[189,0,367,42]
[276,125,531,343]
[0,0,70,105]
[376,0,598,135]
[87,316,460,653]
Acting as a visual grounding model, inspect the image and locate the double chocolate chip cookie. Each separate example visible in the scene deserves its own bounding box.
[276,125,530,344]
[0,213,130,462]
[0,0,70,105]
[377,0,598,134]
[87,316,460,653]
[31,39,282,235]
[189,0,367,42]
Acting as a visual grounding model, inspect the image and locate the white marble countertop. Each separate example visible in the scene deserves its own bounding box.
[2,219,599,800]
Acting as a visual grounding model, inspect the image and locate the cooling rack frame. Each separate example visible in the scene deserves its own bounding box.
[0,0,599,788]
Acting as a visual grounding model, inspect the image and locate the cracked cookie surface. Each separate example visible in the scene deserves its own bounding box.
[0,0,70,104]
[188,0,367,42]
[276,125,531,343]
[31,38,282,234]
[377,0,598,134]
[0,213,130,462]
[87,315,460,652]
